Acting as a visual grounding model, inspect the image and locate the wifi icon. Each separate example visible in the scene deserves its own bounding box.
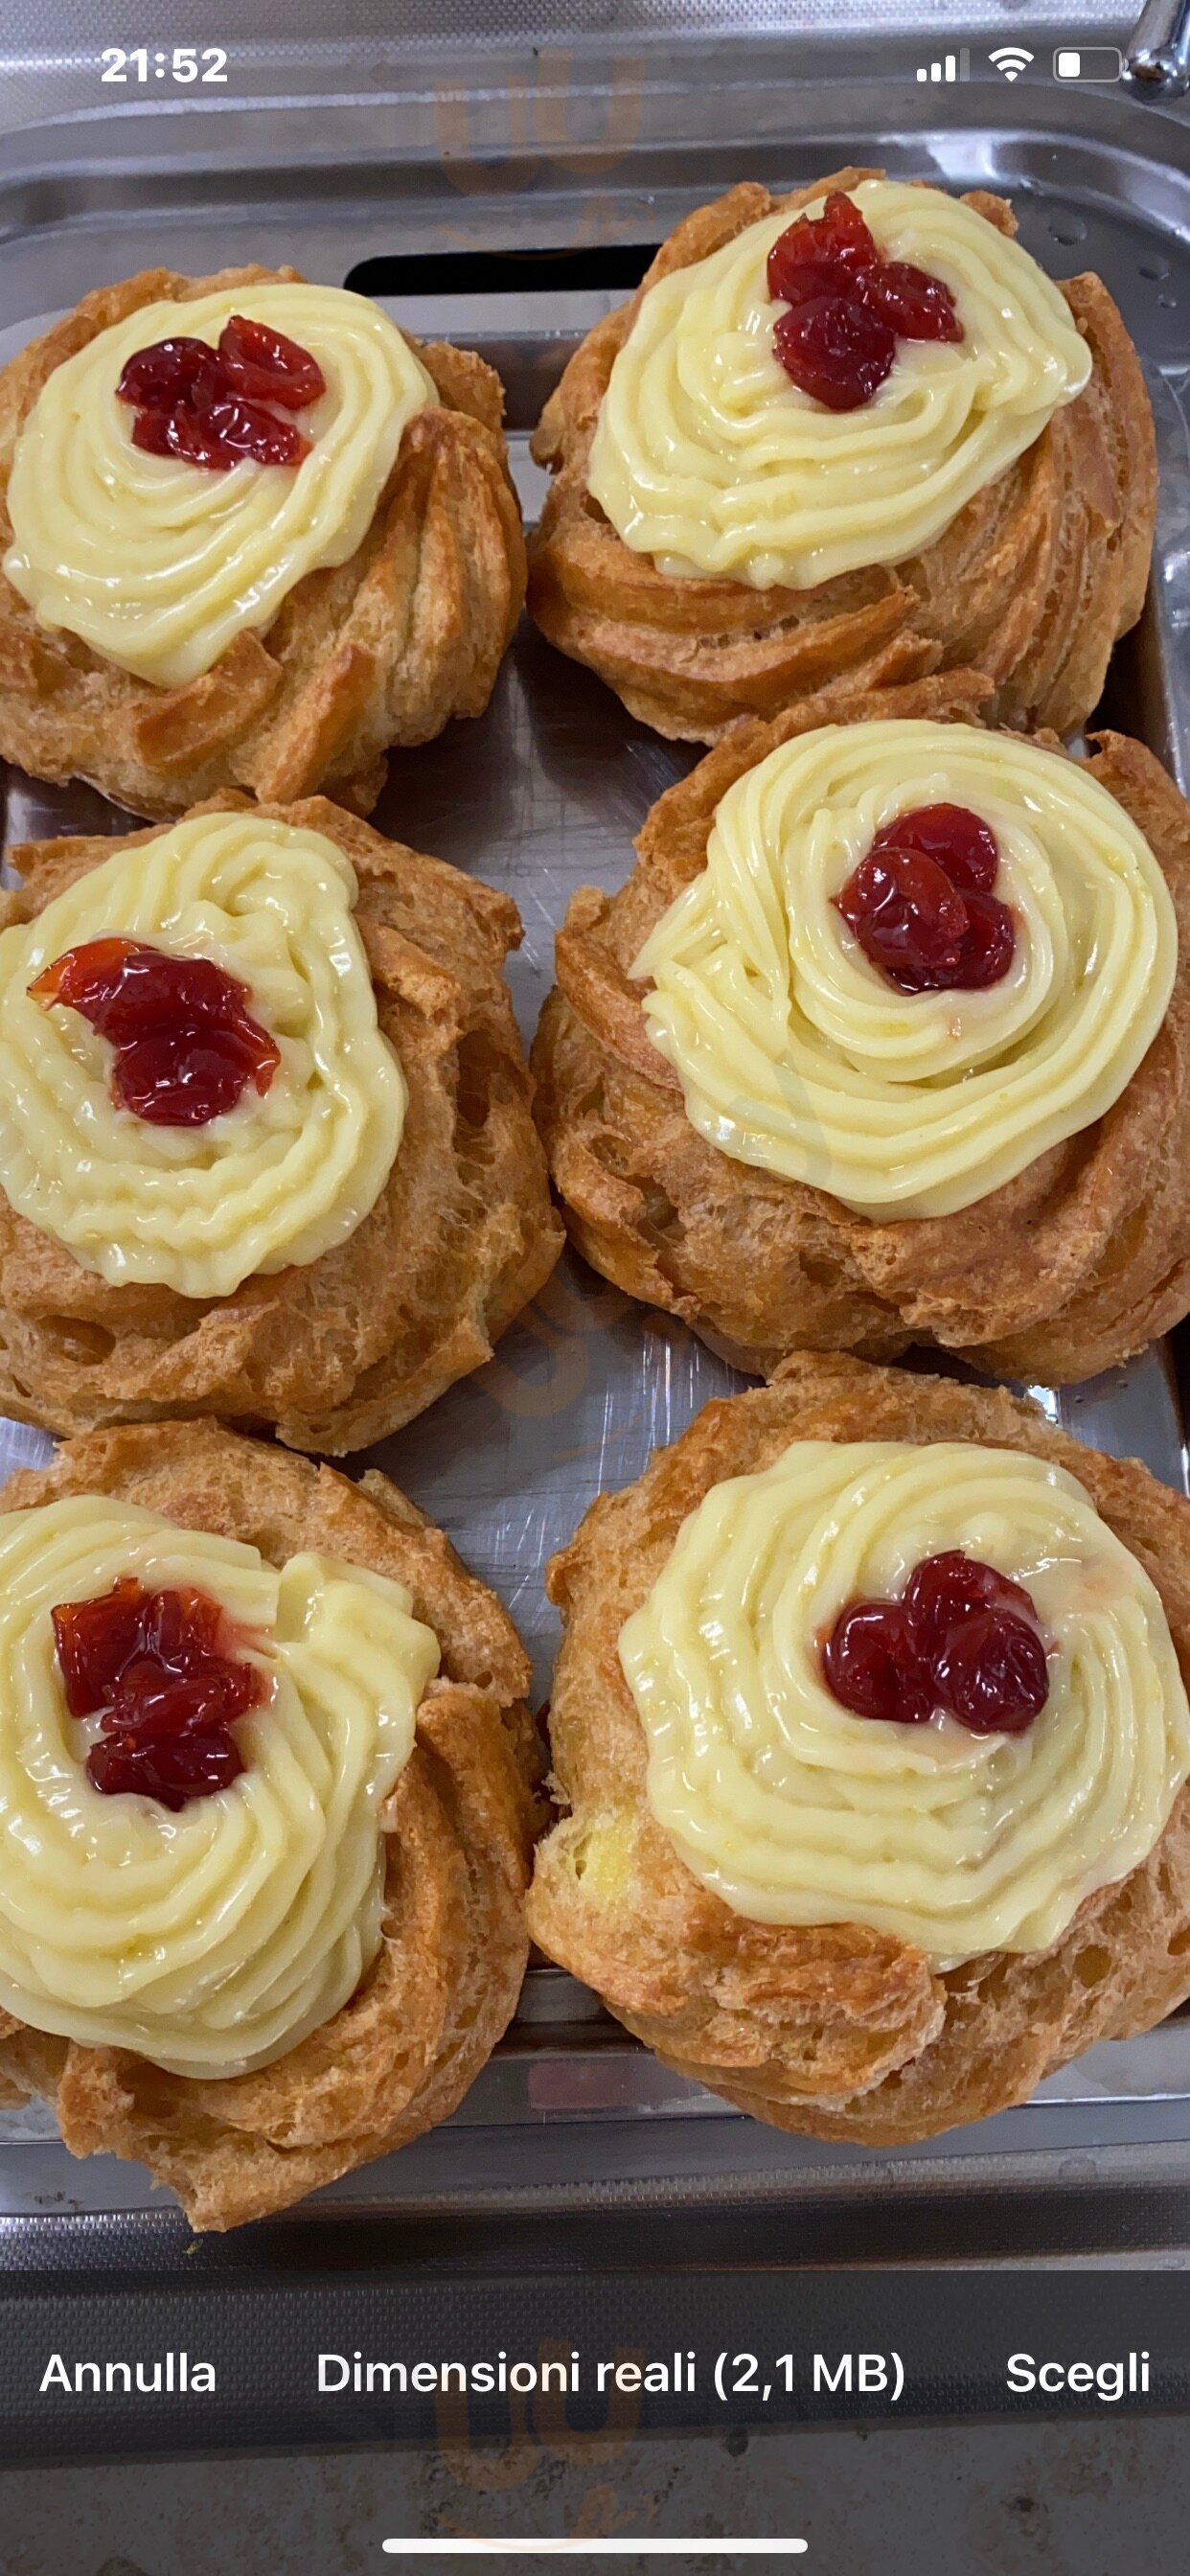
[989,44,1035,79]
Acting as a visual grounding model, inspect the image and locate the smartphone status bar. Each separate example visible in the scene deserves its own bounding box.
[915,43,1123,82]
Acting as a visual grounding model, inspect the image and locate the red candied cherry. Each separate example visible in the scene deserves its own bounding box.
[940,888,1015,990]
[199,396,311,467]
[835,847,1015,994]
[117,314,322,473]
[822,1598,934,1725]
[767,191,965,410]
[767,191,881,306]
[835,846,970,992]
[86,1728,245,1810]
[822,1548,1051,1738]
[869,803,999,896]
[31,936,280,1128]
[53,1575,263,1812]
[134,1582,222,1668]
[116,335,229,412]
[772,297,897,412]
[105,1654,261,1739]
[932,1608,1050,1736]
[131,396,309,472]
[54,1575,149,1716]
[53,1576,255,1720]
[856,261,962,343]
[903,1550,1041,1667]
[217,313,326,409]
[112,1021,279,1125]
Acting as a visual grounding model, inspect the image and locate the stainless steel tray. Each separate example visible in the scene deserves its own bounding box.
[4,52,1190,2247]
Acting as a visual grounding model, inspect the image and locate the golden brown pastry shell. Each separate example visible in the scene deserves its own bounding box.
[532,676,1190,1385]
[526,1352,1190,2147]
[527,172,1156,744]
[0,264,527,818]
[0,794,563,1450]
[0,1418,541,2229]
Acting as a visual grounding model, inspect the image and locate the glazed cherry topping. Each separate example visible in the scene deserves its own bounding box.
[835,849,968,992]
[31,935,281,1128]
[823,1550,1049,1737]
[835,801,1016,994]
[767,192,880,304]
[87,1730,246,1806]
[54,1576,263,1810]
[854,261,961,344]
[116,311,323,473]
[130,396,309,471]
[903,1549,1040,1665]
[822,1598,935,1726]
[217,313,327,410]
[115,335,228,413]
[869,802,999,896]
[767,190,964,409]
[931,1608,1049,1736]
[772,299,896,414]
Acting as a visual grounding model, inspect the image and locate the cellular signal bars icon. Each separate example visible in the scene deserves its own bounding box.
[916,47,971,80]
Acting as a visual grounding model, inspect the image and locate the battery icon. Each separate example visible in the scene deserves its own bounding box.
[1053,45,1123,79]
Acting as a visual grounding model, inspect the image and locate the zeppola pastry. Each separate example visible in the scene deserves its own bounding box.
[0,1419,539,2228]
[0,794,561,1448]
[526,1352,1190,2145]
[0,266,526,816]
[528,172,1155,741]
[534,685,1190,1383]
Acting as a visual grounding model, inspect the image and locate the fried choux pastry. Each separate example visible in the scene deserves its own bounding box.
[533,680,1190,1384]
[0,1418,540,2229]
[0,794,562,1449]
[526,1352,1190,2146]
[528,172,1154,743]
[0,266,526,817]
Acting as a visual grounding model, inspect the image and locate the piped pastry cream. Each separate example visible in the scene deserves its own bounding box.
[587,178,1091,591]
[0,1493,440,2077]
[3,282,435,687]
[633,719,1177,1221]
[619,1438,1190,1963]
[0,808,405,1298]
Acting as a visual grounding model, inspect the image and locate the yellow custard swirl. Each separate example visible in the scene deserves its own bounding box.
[587,179,1091,590]
[0,810,405,1298]
[633,721,1177,1221]
[0,1495,440,2077]
[3,282,436,686]
[620,1440,1190,1963]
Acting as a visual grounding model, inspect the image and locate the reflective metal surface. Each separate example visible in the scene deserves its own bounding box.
[3,67,1190,2246]
[1128,0,1190,90]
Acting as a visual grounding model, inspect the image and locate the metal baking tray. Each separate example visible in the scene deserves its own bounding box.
[4,41,1190,2252]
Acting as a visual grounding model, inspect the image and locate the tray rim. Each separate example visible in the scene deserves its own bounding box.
[4,89,1190,2250]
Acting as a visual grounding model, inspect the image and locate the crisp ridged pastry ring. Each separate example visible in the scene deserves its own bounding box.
[0,262,527,818]
[0,807,405,1300]
[524,1357,1190,2147]
[634,719,1178,1222]
[0,791,561,1456]
[0,1494,438,2078]
[0,1418,540,2229]
[4,282,436,689]
[527,171,1155,743]
[588,178,1091,593]
[621,1438,1190,1963]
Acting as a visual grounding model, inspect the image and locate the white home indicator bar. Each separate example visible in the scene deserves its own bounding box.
[381,2543,809,2559]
